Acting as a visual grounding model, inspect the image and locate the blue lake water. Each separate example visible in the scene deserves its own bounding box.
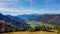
[30,21,40,26]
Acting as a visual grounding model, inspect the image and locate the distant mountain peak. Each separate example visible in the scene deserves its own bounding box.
[0,13,3,16]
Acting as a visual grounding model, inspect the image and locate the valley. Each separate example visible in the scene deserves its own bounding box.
[0,13,60,34]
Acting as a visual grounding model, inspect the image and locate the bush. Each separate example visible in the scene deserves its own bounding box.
[34,26,41,31]
[57,27,60,34]
[27,26,36,32]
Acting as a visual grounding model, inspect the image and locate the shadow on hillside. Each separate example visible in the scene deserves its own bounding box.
[0,33,4,34]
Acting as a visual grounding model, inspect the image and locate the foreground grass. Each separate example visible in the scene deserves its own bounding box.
[3,31,57,34]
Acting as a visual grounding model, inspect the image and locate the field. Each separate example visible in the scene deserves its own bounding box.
[3,31,57,34]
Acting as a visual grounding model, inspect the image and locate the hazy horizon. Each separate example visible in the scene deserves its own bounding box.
[0,0,60,16]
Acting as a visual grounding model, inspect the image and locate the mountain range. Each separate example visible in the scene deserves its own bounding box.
[0,13,29,32]
[0,13,60,32]
[16,14,60,26]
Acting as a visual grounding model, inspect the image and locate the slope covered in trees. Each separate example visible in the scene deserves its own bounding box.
[0,13,29,33]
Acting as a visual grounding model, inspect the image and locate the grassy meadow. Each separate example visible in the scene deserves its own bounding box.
[3,31,57,34]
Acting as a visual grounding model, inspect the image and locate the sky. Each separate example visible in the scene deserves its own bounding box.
[0,0,60,16]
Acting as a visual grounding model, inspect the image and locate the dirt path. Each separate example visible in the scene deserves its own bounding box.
[3,31,57,34]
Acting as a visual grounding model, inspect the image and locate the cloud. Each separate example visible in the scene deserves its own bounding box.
[0,0,33,15]
[45,0,53,4]
[0,0,59,15]
[0,7,60,16]
[0,0,33,8]
[0,7,37,15]
[0,0,19,8]
[0,0,19,3]
[25,0,32,2]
